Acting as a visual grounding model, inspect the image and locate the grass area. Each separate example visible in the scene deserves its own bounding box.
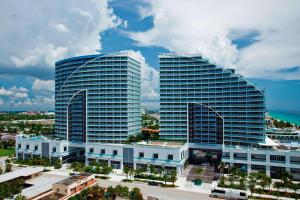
[0,148,15,157]
[190,166,203,175]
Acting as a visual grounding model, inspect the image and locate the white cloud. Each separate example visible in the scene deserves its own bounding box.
[32,79,55,92]
[0,0,126,69]
[0,86,28,99]
[128,0,300,80]
[53,24,69,33]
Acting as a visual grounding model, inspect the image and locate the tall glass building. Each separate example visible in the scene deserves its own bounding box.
[55,51,141,144]
[159,53,266,147]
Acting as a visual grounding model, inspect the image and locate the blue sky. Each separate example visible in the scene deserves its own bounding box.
[0,0,299,111]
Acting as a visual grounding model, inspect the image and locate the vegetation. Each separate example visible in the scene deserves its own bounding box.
[0,113,54,121]
[54,159,62,169]
[15,157,52,169]
[0,178,24,199]
[142,114,159,129]
[127,129,159,143]
[218,169,300,199]
[69,161,113,175]
[0,147,15,157]
[69,185,105,200]
[272,118,293,128]
[69,185,143,200]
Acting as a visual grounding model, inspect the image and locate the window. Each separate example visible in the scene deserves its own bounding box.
[101,149,105,154]
[139,152,144,158]
[26,144,29,150]
[113,150,118,155]
[35,145,38,151]
[18,144,21,149]
[64,146,67,151]
[53,147,56,152]
[89,148,94,153]
[153,153,158,159]
[168,154,173,160]
[270,155,285,163]
[57,188,59,192]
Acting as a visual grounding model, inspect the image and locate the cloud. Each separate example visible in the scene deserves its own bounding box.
[0,86,28,99]
[32,79,55,92]
[118,51,159,104]
[0,0,126,79]
[127,0,300,80]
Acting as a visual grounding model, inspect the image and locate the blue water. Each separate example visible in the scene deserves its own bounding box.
[269,110,300,126]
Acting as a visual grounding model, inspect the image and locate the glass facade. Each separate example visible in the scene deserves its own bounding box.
[55,52,141,143]
[159,53,266,147]
[188,103,224,144]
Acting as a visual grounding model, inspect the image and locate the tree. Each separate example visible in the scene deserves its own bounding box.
[5,163,12,172]
[247,172,258,196]
[273,181,283,198]
[162,172,168,185]
[289,182,300,200]
[170,170,177,186]
[15,194,27,200]
[54,159,62,169]
[115,185,129,198]
[257,172,271,193]
[105,186,117,200]
[124,166,130,180]
[129,187,143,200]
[218,176,226,187]
[279,170,293,194]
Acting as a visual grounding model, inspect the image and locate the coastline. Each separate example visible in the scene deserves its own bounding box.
[269,110,300,126]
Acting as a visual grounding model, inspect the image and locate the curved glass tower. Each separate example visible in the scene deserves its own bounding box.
[159,53,266,147]
[55,51,141,144]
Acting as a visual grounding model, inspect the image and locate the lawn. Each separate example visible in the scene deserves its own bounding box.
[0,148,15,157]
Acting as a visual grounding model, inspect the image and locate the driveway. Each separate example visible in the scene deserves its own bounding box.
[98,179,213,200]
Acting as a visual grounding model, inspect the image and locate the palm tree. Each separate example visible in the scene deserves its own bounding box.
[279,170,293,194]
[170,170,177,186]
[247,172,258,196]
[124,166,130,180]
[288,182,300,200]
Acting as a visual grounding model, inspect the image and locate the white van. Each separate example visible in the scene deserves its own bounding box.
[210,187,248,200]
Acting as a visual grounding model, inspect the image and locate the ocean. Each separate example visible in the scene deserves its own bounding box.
[269,110,300,126]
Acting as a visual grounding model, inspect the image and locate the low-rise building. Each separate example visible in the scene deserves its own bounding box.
[35,173,96,200]
[0,166,43,184]
[222,137,300,180]
[16,134,69,163]
[86,141,189,174]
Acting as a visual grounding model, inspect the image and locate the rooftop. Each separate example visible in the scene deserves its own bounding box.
[54,173,93,186]
[0,166,44,183]
[136,141,184,148]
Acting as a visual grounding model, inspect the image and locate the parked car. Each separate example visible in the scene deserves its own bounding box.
[148,181,160,186]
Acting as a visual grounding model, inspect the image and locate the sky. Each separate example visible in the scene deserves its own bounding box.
[0,0,299,112]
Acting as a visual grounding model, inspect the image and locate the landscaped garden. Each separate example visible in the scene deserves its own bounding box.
[68,185,143,200]
[218,167,300,199]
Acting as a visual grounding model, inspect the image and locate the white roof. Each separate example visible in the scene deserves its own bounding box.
[0,167,44,183]
[259,137,279,147]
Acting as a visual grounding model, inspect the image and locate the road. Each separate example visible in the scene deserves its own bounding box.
[98,179,212,200]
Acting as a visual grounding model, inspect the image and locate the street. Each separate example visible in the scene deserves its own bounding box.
[98,179,213,200]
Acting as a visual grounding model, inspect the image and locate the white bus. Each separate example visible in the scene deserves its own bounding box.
[210,187,248,200]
